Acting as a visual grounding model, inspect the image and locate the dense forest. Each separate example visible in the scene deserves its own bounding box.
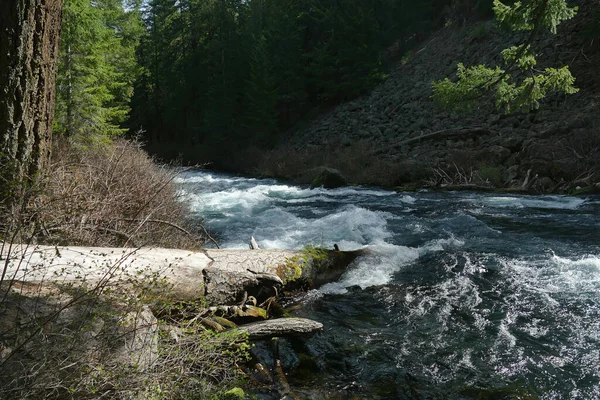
[54,0,494,149]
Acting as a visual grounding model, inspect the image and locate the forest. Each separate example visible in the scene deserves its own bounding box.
[54,0,491,149]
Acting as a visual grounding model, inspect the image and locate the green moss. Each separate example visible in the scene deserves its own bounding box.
[394,183,419,192]
[275,255,304,284]
[274,246,329,285]
[570,185,600,195]
[302,245,329,263]
[476,166,503,187]
[222,387,245,399]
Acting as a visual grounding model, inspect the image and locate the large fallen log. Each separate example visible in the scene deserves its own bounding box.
[1,245,366,303]
[238,318,323,340]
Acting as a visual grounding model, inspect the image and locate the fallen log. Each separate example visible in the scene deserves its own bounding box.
[0,245,212,300]
[237,318,323,340]
[1,245,366,303]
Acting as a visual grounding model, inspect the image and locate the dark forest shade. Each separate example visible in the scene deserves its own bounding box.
[128,0,457,153]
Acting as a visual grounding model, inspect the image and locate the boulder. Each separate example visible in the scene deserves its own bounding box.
[311,167,347,189]
[295,166,348,188]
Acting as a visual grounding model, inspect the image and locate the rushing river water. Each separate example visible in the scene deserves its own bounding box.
[176,170,600,399]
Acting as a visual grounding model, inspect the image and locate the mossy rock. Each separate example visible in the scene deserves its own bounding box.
[309,167,348,189]
[275,246,364,291]
[222,387,245,399]
[394,182,420,192]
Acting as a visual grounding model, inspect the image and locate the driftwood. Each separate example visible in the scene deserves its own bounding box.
[249,236,260,250]
[238,318,323,340]
[1,245,364,304]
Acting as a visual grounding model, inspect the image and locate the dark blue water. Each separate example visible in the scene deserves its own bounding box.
[177,171,600,399]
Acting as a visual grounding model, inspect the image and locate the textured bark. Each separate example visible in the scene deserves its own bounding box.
[0,0,61,192]
[238,318,323,340]
[2,245,365,303]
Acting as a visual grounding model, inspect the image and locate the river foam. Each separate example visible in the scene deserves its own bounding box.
[178,170,600,399]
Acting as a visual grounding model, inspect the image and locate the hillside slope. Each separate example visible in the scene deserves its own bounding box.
[257,0,599,193]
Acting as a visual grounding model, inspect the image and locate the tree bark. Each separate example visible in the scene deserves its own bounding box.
[0,0,62,194]
[238,318,323,340]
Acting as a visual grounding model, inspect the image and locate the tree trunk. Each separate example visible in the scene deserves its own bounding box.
[0,0,62,196]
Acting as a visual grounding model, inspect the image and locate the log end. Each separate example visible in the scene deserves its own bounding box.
[273,247,366,291]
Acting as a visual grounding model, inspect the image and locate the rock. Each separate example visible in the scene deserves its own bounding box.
[501,136,523,151]
[310,167,348,189]
[486,145,511,163]
[569,118,586,129]
[535,176,555,192]
[117,305,159,371]
[487,114,501,124]
[238,318,323,340]
[340,134,352,147]
[506,165,520,183]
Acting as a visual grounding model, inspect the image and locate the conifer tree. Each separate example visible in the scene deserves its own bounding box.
[262,0,305,126]
[54,0,142,142]
[432,0,578,113]
[244,34,278,145]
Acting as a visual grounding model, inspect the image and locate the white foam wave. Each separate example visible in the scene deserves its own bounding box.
[212,205,394,250]
[320,235,466,294]
[502,253,600,296]
[327,187,397,197]
[475,196,586,210]
[174,172,250,184]
[181,183,316,213]
[320,242,420,294]
[420,236,465,253]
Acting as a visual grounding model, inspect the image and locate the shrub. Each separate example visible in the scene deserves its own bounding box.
[27,138,208,249]
[476,165,504,187]
[0,244,249,399]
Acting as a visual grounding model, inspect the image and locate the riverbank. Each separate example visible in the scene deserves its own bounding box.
[1,243,362,399]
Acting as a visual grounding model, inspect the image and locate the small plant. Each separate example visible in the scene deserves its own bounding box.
[401,50,414,65]
[476,166,504,187]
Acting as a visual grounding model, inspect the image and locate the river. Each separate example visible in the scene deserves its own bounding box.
[176,170,600,399]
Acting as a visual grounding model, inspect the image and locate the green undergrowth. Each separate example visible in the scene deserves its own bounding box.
[0,248,251,400]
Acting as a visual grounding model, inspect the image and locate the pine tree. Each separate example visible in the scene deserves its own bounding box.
[54,0,142,142]
[244,34,278,145]
[432,0,579,113]
[262,0,306,126]
[303,0,382,104]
